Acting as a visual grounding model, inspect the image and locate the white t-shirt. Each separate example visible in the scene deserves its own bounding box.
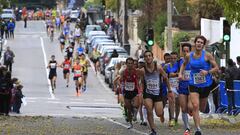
[74,28,81,37]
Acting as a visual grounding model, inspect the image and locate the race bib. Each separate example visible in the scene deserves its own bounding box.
[50,63,56,68]
[64,64,70,69]
[183,70,191,80]
[75,70,81,76]
[193,73,206,84]
[146,79,159,90]
[69,48,73,52]
[60,39,64,42]
[125,82,135,91]
[169,77,179,88]
[70,39,74,43]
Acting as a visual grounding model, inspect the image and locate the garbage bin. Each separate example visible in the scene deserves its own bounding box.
[123,43,130,55]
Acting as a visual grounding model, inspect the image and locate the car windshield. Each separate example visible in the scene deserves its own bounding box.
[3,11,12,14]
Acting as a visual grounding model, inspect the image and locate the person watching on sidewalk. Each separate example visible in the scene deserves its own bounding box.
[4,46,15,73]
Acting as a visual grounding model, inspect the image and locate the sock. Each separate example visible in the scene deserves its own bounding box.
[196,127,201,131]
[142,106,147,122]
[182,113,189,129]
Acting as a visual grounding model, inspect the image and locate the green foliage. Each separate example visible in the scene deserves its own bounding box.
[172,32,190,53]
[173,0,188,15]
[217,0,240,27]
[105,0,117,11]
[84,0,102,9]
[129,0,146,10]
[137,15,149,42]
[153,12,167,49]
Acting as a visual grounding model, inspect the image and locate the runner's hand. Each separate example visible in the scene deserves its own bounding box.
[167,91,174,101]
[178,74,183,81]
[200,69,208,76]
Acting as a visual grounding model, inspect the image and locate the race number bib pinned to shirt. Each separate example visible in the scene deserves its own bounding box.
[193,73,206,84]
[60,38,64,42]
[50,63,56,68]
[125,82,135,91]
[169,77,179,88]
[146,79,160,95]
[75,70,81,76]
[64,64,70,69]
[69,48,73,52]
[183,70,191,80]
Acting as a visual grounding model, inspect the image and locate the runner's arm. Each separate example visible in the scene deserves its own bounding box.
[179,54,190,80]
[206,52,219,74]
[159,66,172,92]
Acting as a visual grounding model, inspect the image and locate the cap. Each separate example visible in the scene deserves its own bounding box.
[138,58,145,63]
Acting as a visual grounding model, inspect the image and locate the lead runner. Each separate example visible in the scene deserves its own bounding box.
[179,35,219,135]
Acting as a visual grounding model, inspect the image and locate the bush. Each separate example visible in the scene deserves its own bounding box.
[172,32,190,53]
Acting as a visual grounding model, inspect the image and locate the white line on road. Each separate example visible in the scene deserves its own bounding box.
[94,99,107,102]
[0,39,7,64]
[102,116,148,135]
[40,37,55,99]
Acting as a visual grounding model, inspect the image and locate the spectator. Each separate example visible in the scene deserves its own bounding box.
[0,67,12,116]
[111,49,119,58]
[135,45,144,59]
[8,19,15,39]
[13,84,24,114]
[0,19,5,38]
[225,59,239,115]
[4,21,9,39]
[4,46,15,72]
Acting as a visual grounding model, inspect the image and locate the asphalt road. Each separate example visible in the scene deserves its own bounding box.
[3,21,240,135]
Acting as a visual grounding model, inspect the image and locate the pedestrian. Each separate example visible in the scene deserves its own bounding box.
[0,19,5,38]
[4,21,9,39]
[0,67,12,116]
[13,84,24,114]
[8,19,15,39]
[225,59,239,115]
[4,46,15,72]
[135,45,144,59]
[24,15,27,28]
[138,51,173,135]
[111,49,119,58]
[179,35,219,135]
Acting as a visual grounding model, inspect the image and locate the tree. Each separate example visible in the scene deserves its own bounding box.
[217,0,240,27]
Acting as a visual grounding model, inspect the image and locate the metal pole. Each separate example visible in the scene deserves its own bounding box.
[226,41,230,67]
[167,0,173,51]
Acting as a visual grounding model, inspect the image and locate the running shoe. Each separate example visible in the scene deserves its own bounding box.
[127,123,133,129]
[149,130,157,135]
[66,84,68,87]
[194,131,201,135]
[168,120,175,127]
[184,128,190,135]
[140,121,147,126]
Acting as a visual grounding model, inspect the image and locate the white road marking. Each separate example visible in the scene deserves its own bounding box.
[0,39,7,63]
[40,37,55,99]
[70,98,85,101]
[102,116,148,135]
[47,101,60,104]
[94,99,107,102]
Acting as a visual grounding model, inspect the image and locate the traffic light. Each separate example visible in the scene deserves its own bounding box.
[146,28,154,46]
[223,20,231,42]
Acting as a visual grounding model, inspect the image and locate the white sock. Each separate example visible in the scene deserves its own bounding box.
[182,113,189,129]
[142,105,147,122]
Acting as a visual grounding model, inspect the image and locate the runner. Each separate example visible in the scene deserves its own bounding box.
[74,26,81,44]
[179,35,219,135]
[68,31,75,47]
[178,43,192,135]
[65,44,74,61]
[138,51,173,135]
[60,56,71,87]
[161,53,172,123]
[49,24,54,42]
[91,48,101,75]
[120,57,139,129]
[165,52,180,127]
[47,55,58,93]
[79,54,89,92]
[137,58,148,126]
[72,58,83,96]
[59,32,65,53]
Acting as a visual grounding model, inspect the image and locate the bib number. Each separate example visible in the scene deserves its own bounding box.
[125,82,135,91]
[169,77,179,88]
[50,63,56,68]
[75,70,81,76]
[60,39,64,42]
[183,70,191,80]
[64,64,70,69]
[193,73,206,84]
[146,79,159,95]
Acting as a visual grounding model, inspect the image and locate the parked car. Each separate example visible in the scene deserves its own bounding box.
[84,25,102,38]
[1,9,16,22]
[86,36,111,54]
[100,48,128,75]
[104,57,127,83]
[70,10,80,22]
